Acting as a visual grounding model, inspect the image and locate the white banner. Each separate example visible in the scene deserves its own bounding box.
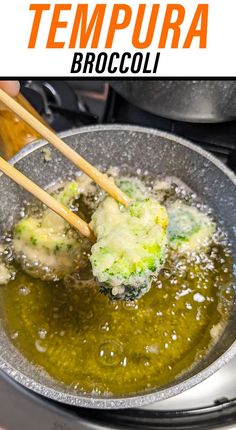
[0,0,235,77]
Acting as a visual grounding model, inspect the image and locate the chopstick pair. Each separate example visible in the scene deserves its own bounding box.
[0,89,130,242]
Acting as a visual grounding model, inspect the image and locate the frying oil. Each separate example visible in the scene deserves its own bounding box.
[0,174,234,396]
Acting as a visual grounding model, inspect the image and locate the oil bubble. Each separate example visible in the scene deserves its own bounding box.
[38,328,47,339]
[193,293,205,303]
[185,302,193,310]
[98,340,124,367]
[145,344,159,354]
[100,322,110,332]
[123,301,139,311]
[121,356,127,367]
[10,331,19,340]
[35,340,47,353]
[19,285,30,295]
[86,310,94,320]
[156,311,163,317]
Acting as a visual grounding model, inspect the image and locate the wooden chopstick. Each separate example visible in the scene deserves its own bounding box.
[0,156,95,242]
[0,89,130,207]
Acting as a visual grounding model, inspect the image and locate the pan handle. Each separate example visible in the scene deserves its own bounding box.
[0,93,50,160]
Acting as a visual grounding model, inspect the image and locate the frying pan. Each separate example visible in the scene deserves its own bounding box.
[110,80,236,123]
[0,125,235,409]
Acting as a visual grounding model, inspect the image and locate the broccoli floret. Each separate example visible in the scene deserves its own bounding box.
[90,197,168,300]
[53,181,79,207]
[0,263,11,285]
[13,181,85,281]
[0,245,15,285]
[116,177,148,200]
[167,201,215,253]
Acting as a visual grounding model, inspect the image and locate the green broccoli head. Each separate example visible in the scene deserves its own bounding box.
[13,181,84,281]
[116,177,148,200]
[167,201,215,253]
[53,181,79,207]
[13,216,83,281]
[90,197,168,300]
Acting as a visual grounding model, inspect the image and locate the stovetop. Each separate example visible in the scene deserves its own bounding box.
[0,80,236,430]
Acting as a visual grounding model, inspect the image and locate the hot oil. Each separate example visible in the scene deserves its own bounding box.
[0,175,234,396]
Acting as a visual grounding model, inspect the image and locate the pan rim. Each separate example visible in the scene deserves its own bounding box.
[9,124,236,186]
[1,123,236,409]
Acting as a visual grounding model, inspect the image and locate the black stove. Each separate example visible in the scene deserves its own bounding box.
[20,80,98,130]
[104,89,236,170]
[20,80,236,172]
[0,80,236,430]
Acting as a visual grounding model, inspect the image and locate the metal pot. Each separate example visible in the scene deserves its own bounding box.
[110,81,236,123]
[0,125,235,409]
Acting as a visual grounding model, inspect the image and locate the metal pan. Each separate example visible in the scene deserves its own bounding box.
[110,81,236,123]
[0,125,235,409]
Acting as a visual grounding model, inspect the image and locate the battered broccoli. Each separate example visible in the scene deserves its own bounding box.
[13,181,85,281]
[52,181,79,206]
[90,197,168,300]
[0,263,11,285]
[167,201,216,253]
[0,245,15,285]
[116,177,148,200]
